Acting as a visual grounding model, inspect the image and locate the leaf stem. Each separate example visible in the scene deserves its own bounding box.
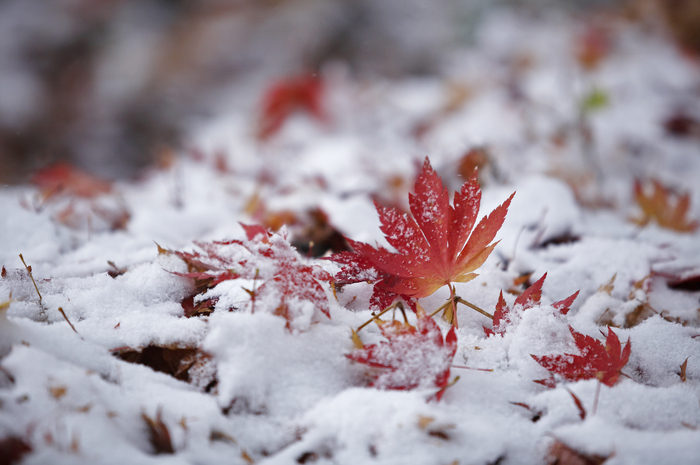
[448,284,458,327]
[429,300,452,318]
[356,302,401,332]
[427,294,493,324]
[250,269,259,314]
[455,297,493,319]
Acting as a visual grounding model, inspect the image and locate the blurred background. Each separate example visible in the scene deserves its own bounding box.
[0,0,697,183]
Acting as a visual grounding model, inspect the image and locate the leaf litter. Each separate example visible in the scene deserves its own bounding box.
[1,9,700,465]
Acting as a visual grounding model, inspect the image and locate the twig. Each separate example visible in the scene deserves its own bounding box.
[356,302,403,332]
[19,254,42,303]
[0,365,15,384]
[58,307,83,339]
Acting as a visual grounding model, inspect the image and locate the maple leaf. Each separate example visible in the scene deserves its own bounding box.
[31,162,112,199]
[330,158,514,324]
[257,74,326,140]
[632,179,698,232]
[532,326,631,387]
[167,225,331,330]
[30,162,130,231]
[575,23,611,71]
[347,306,457,400]
[484,273,579,337]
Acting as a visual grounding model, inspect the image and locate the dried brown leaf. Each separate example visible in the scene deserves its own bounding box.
[598,274,616,295]
[49,385,67,400]
[680,357,689,382]
[632,179,698,232]
[113,345,217,391]
[0,436,32,464]
[548,440,610,465]
[142,408,174,454]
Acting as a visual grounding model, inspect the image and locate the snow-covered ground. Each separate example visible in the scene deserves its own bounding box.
[1,10,700,465]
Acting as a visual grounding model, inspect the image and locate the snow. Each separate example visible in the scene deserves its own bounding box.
[2,9,700,465]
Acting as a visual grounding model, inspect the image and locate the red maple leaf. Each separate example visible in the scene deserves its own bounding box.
[31,162,112,199]
[330,158,514,324]
[168,224,331,330]
[30,162,129,231]
[257,74,326,140]
[347,307,457,400]
[532,326,631,387]
[484,273,579,337]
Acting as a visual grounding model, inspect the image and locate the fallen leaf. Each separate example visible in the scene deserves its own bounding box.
[664,110,700,138]
[417,415,435,429]
[680,357,689,382]
[598,274,616,295]
[290,208,350,258]
[575,24,611,70]
[31,162,112,199]
[0,436,32,465]
[113,345,216,392]
[632,179,698,232]
[107,261,127,278]
[330,157,514,326]
[666,274,700,292]
[661,0,700,56]
[548,439,610,465]
[257,74,326,140]
[457,147,490,185]
[30,163,130,231]
[532,326,631,387]
[347,306,457,400]
[142,408,174,454]
[168,225,331,330]
[623,275,656,328]
[48,385,67,400]
[484,273,579,337]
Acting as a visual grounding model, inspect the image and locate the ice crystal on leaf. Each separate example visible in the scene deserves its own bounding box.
[168,224,331,331]
[347,307,457,400]
[330,157,514,321]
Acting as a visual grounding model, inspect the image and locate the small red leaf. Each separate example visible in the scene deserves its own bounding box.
[486,274,578,336]
[168,227,331,330]
[347,308,457,400]
[32,163,112,199]
[257,74,326,140]
[532,326,631,387]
